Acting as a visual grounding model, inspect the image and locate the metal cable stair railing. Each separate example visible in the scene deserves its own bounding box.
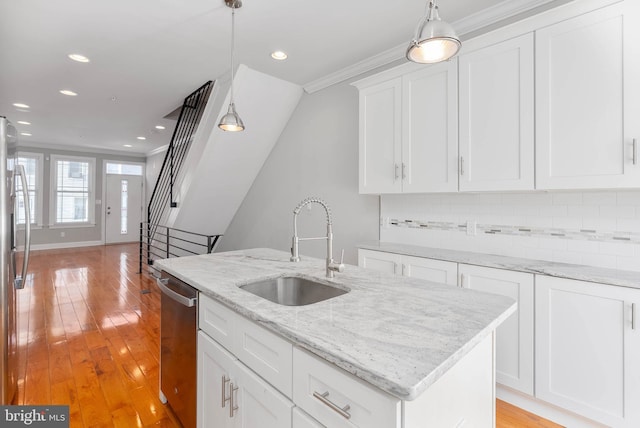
[138,223,221,277]
[143,80,215,273]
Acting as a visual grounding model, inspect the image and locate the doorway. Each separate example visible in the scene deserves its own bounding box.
[105,174,143,244]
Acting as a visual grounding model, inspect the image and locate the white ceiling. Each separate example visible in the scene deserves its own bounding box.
[1,0,557,156]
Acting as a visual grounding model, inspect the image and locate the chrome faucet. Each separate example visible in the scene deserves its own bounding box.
[290,197,345,278]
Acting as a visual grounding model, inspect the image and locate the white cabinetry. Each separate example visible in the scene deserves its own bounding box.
[293,408,324,428]
[535,276,640,427]
[198,331,293,428]
[355,61,458,194]
[358,249,457,285]
[459,264,534,395]
[358,249,401,274]
[458,33,535,191]
[358,78,402,194]
[401,64,458,193]
[536,2,640,189]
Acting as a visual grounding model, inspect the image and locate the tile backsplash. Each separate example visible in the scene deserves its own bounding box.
[380,191,640,272]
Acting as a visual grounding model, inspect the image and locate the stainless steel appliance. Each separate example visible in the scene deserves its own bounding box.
[157,272,197,428]
[0,116,32,404]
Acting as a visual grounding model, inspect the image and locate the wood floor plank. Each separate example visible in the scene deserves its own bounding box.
[17,243,558,428]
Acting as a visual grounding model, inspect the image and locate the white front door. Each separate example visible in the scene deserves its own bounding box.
[105,174,143,244]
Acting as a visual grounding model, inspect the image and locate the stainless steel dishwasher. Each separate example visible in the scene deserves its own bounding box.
[157,272,197,428]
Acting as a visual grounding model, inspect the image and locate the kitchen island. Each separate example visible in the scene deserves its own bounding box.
[156,248,516,427]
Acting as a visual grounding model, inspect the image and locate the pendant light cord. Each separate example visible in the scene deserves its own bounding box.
[230,6,236,103]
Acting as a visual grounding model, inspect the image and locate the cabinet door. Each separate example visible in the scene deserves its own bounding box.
[232,360,293,428]
[402,61,458,193]
[403,255,457,286]
[357,249,401,275]
[459,265,534,395]
[536,276,640,427]
[198,331,236,428]
[459,33,534,191]
[536,2,640,189]
[293,408,324,428]
[358,78,402,194]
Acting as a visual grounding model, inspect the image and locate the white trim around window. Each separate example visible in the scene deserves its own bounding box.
[49,154,96,227]
[15,152,44,227]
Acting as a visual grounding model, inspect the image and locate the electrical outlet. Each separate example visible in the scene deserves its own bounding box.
[466,221,477,236]
[60,231,66,237]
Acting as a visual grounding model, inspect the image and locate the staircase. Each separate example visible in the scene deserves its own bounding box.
[141,65,302,272]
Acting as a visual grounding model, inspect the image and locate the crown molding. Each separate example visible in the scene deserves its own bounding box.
[303,0,559,94]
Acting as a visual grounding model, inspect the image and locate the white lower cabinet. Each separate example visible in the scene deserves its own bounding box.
[357,249,402,274]
[459,264,534,395]
[293,347,401,428]
[198,331,293,428]
[358,249,458,285]
[292,408,324,428]
[535,276,640,428]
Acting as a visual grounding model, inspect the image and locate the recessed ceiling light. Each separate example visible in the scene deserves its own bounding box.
[271,51,288,60]
[155,125,165,130]
[60,89,78,96]
[136,136,146,140]
[17,121,31,125]
[123,144,133,148]
[20,132,32,136]
[68,54,90,63]
[13,103,29,109]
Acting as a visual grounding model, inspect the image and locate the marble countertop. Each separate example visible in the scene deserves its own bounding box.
[155,248,515,401]
[359,241,640,289]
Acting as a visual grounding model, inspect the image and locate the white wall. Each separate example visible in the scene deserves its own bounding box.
[145,148,167,208]
[217,81,379,265]
[381,191,640,272]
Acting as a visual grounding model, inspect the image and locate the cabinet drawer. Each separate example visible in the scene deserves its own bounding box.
[234,314,293,398]
[293,348,401,428]
[198,293,236,352]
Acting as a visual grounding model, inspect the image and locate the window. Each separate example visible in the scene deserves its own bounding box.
[15,152,43,226]
[106,162,143,176]
[50,155,96,225]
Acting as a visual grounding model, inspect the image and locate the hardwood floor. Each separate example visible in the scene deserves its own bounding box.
[16,244,562,427]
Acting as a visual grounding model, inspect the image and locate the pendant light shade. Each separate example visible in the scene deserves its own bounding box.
[218,102,245,132]
[218,0,245,132]
[407,0,461,64]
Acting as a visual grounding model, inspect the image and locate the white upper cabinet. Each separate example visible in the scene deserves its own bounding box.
[358,78,402,194]
[355,61,458,194]
[536,2,640,189]
[459,33,535,191]
[401,63,458,193]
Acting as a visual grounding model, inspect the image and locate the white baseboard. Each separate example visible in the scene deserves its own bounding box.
[23,240,105,251]
[497,386,607,427]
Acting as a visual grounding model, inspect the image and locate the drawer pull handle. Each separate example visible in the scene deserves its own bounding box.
[221,376,230,408]
[633,303,637,330]
[313,391,351,420]
[230,382,239,418]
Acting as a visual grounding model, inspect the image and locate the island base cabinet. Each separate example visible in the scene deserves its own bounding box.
[293,347,401,428]
[535,276,640,428]
[198,331,293,428]
[293,408,324,428]
[404,333,495,428]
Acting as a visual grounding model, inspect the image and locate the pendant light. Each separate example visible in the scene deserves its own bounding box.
[406,0,461,64]
[218,0,245,132]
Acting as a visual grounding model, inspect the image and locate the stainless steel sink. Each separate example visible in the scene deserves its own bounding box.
[239,276,348,306]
